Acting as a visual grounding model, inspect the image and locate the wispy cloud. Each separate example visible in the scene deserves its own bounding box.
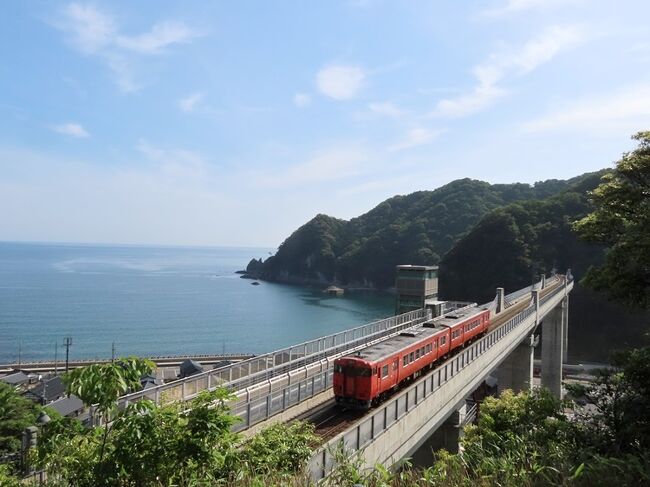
[522,84,650,134]
[293,92,311,108]
[388,128,444,152]
[368,101,404,118]
[53,3,200,92]
[431,25,586,118]
[255,146,367,188]
[316,64,365,100]
[178,92,204,112]
[51,122,90,138]
[115,22,198,54]
[482,0,583,17]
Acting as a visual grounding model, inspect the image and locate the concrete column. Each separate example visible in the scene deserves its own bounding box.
[541,298,565,398]
[411,404,466,465]
[496,288,505,313]
[562,294,569,363]
[532,289,540,326]
[495,334,535,394]
[541,275,546,289]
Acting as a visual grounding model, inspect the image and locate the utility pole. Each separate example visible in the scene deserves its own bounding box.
[111,342,116,363]
[63,337,73,373]
[17,340,22,366]
[54,341,58,376]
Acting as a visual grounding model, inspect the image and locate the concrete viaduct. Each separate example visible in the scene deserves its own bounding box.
[118,272,573,480]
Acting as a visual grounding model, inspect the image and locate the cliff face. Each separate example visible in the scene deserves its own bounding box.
[249,173,606,289]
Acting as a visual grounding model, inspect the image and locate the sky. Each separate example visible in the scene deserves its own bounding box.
[1,0,649,248]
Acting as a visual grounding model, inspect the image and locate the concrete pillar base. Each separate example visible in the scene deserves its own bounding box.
[495,334,535,394]
[410,404,466,466]
[541,297,566,399]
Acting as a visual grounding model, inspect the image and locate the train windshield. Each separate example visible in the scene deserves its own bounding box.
[334,364,371,377]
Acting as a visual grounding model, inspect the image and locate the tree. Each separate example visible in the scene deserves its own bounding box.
[61,357,154,469]
[573,131,650,308]
[0,382,39,456]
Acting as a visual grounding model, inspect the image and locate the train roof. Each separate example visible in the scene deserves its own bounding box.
[342,305,487,364]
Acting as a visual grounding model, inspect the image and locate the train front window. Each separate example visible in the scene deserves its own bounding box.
[343,366,371,377]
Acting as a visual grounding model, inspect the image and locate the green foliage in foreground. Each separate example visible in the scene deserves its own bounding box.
[0,382,40,456]
[573,131,650,309]
[2,347,650,486]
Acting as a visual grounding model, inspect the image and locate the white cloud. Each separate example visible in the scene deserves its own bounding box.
[432,25,586,118]
[178,92,204,112]
[54,3,200,92]
[256,147,367,188]
[51,122,90,138]
[293,93,311,108]
[60,3,115,53]
[522,84,650,134]
[368,101,404,118]
[115,21,198,54]
[388,128,444,152]
[316,64,365,100]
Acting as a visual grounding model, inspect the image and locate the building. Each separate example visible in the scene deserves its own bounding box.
[24,376,66,404]
[395,265,439,314]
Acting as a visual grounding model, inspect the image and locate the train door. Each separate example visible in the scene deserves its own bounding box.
[392,358,399,387]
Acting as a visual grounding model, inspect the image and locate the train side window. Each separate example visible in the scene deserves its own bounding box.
[410,352,414,362]
[403,356,408,366]
[421,347,425,356]
[415,349,420,359]
[382,365,389,378]
[441,337,446,345]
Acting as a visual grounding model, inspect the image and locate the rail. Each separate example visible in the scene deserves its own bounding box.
[230,279,561,431]
[119,308,425,406]
[309,279,569,480]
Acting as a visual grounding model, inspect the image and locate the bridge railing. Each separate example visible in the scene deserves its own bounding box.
[309,279,568,481]
[230,279,561,431]
[119,308,425,407]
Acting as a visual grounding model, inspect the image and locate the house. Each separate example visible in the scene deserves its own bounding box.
[179,359,203,378]
[48,394,84,417]
[0,371,30,389]
[25,376,66,404]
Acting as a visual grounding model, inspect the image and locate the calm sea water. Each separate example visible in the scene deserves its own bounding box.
[0,242,394,363]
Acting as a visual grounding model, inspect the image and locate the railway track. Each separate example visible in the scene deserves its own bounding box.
[303,277,564,443]
[489,276,562,332]
[297,400,366,442]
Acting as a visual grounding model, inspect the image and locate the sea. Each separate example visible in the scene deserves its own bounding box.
[0,242,394,363]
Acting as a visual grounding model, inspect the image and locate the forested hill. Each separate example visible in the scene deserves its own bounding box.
[439,171,607,302]
[247,173,606,289]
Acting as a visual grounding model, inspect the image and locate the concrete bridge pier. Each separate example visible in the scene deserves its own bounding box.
[410,404,467,466]
[541,297,567,398]
[494,333,535,394]
[562,294,569,363]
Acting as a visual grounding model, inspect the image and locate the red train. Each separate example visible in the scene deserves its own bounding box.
[333,305,490,409]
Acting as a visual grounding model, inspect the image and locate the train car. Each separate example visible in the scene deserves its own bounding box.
[333,306,490,409]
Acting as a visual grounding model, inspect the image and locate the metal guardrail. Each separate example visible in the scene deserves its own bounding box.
[119,308,426,407]
[504,276,546,303]
[309,279,569,481]
[231,301,477,431]
[230,277,561,431]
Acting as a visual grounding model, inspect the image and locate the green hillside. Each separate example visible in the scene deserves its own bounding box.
[439,171,607,302]
[249,175,599,289]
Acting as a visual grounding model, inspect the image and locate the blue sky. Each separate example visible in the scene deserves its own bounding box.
[1,0,649,247]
